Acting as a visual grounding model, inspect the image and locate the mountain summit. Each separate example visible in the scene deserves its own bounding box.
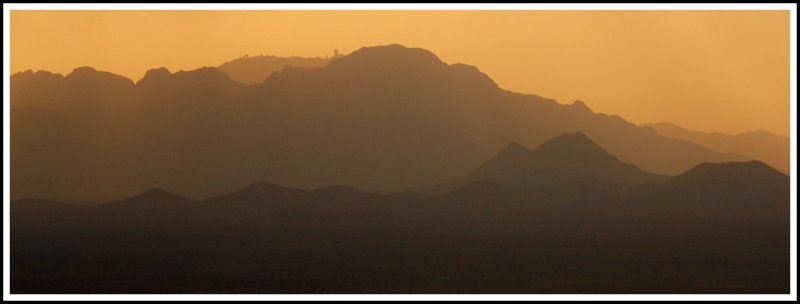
[425,132,670,194]
[532,132,616,161]
[660,160,788,190]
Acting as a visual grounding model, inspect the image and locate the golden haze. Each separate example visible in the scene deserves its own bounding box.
[10,10,790,136]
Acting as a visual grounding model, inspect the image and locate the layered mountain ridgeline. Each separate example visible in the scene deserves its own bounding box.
[11,134,788,293]
[12,44,749,203]
[11,160,788,227]
[218,54,332,84]
[645,122,789,174]
[13,132,788,229]
[419,132,670,194]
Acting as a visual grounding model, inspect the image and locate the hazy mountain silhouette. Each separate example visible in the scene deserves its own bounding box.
[12,131,784,230]
[9,107,137,203]
[622,160,789,230]
[97,188,195,212]
[11,181,389,228]
[11,68,136,126]
[11,144,788,293]
[644,122,789,173]
[11,159,787,229]
[11,44,749,202]
[657,160,788,190]
[10,44,789,294]
[218,54,331,84]
[422,132,670,194]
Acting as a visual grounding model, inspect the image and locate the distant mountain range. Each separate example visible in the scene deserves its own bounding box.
[12,132,788,229]
[419,132,669,194]
[218,54,332,84]
[644,122,789,173]
[11,131,789,293]
[11,44,762,202]
[10,44,790,294]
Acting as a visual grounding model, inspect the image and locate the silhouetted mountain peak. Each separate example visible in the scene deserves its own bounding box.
[218,54,330,84]
[12,69,50,79]
[497,141,531,157]
[65,66,134,86]
[664,160,788,190]
[352,44,440,62]
[486,132,636,170]
[549,131,591,142]
[329,44,445,70]
[687,160,784,178]
[136,68,173,88]
[172,67,232,82]
[70,66,98,74]
[737,129,787,140]
[10,70,65,92]
[12,69,34,77]
[432,132,670,194]
[141,67,172,81]
[571,100,593,113]
[534,132,612,158]
[67,66,105,78]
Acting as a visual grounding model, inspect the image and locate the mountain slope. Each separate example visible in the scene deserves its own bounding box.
[218,54,331,84]
[422,132,670,194]
[644,122,788,173]
[11,182,393,228]
[625,161,789,225]
[652,160,788,192]
[11,44,747,202]
[11,174,789,294]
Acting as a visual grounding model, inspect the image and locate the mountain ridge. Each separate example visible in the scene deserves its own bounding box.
[11,44,751,202]
[644,122,788,173]
[420,132,671,194]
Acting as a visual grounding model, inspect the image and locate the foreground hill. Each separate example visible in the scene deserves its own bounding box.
[11,159,788,293]
[627,160,788,220]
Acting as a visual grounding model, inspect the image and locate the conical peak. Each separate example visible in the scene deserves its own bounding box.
[571,100,593,113]
[686,160,785,178]
[539,132,596,148]
[533,132,615,159]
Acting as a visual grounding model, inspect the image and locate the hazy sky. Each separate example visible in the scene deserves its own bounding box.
[10,10,790,136]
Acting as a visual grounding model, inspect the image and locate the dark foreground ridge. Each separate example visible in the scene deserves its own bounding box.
[11,133,789,293]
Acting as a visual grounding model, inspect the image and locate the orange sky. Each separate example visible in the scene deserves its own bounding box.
[10,10,791,136]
